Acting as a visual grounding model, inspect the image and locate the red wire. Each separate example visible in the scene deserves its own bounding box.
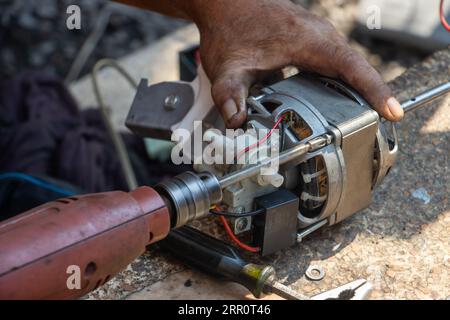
[237,115,285,159]
[194,48,201,65]
[441,0,450,31]
[220,116,285,253]
[219,215,261,253]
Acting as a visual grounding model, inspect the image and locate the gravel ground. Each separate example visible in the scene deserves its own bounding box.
[296,0,429,81]
[0,0,187,80]
[0,0,427,82]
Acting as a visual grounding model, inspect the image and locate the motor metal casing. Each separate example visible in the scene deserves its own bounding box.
[249,74,384,226]
[125,71,397,233]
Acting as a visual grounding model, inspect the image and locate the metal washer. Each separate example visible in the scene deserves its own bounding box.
[305,265,325,281]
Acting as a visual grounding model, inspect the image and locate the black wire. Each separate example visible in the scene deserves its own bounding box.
[211,119,283,219]
[280,121,286,151]
[210,207,266,217]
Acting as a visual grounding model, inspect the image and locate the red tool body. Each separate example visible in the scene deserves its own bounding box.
[0,187,170,299]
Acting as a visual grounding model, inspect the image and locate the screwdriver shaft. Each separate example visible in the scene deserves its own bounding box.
[269,281,310,300]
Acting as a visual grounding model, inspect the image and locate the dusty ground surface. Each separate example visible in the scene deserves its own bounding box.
[78,34,449,299]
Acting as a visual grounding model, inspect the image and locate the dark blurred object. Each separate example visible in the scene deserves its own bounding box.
[356,0,450,52]
[0,0,187,80]
[0,71,189,193]
[0,173,81,221]
[179,46,199,82]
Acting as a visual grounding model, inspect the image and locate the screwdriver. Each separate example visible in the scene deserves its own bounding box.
[159,226,310,300]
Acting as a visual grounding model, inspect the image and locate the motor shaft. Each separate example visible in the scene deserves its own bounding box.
[401,82,450,113]
[218,134,333,189]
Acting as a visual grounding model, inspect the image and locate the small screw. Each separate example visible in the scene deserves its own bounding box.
[235,206,245,214]
[164,94,179,110]
[235,217,248,232]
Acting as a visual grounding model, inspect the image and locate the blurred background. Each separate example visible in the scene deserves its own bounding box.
[0,0,187,79]
[1,0,449,82]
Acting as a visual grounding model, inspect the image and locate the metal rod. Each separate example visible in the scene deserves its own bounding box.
[401,82,450,114]
[269,281,310,300]
[91,59,139,190]
[218,135,332,188]
[296,219,328,242]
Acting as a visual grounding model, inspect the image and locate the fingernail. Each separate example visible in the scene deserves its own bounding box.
[386,97,404,120]
[222,98,238,126]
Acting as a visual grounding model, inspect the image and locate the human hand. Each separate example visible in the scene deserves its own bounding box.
[116,0,404,128]
[189,0,404,127]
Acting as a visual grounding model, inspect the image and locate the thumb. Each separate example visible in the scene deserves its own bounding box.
[211,70,253,128]
[332,45,404,121]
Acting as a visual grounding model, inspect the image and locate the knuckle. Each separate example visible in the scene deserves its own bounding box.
[309,15,337,36]
[335,48,378,88]
[335,46,360,69]
[285,12,300,30]
[211,80,229,101]
[211,75,240,101]
[320,19,336,34]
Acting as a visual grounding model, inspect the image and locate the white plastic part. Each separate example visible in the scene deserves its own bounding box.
[170,65,215,134]
[258,174,284,188]
[202,128,284,188]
